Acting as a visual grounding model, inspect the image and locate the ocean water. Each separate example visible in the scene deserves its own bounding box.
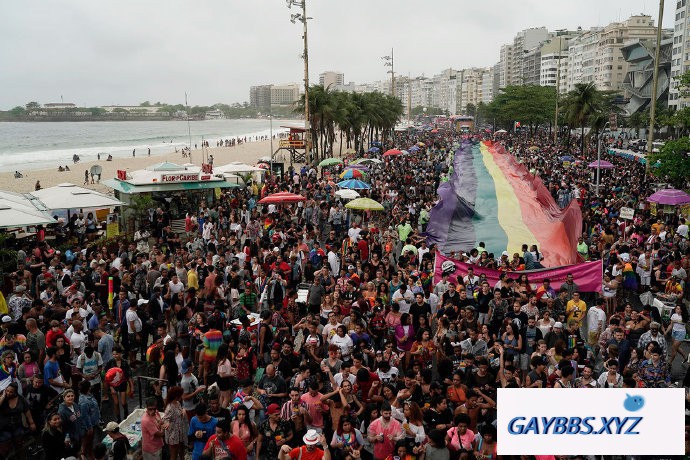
[0,119,298,172]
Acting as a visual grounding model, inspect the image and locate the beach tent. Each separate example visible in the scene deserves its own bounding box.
[30,183,124,211]
[214,162,265,174]
[0,191,55,229]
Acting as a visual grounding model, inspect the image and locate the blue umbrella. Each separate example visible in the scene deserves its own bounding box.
[367,147,380,153]
[337,179,371,190]
[560,155,573,162]
[409,145,420,152]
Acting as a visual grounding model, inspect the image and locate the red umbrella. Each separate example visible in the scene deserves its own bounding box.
[258,192,306,204]
[383,149,403,156]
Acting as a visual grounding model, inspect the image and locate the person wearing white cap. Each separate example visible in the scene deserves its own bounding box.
[278,429,330,460]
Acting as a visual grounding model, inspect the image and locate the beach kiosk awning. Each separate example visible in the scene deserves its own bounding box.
[0,191,55,228]
[103,179,239,194]
[30,183,124,211]
[102,162,241,194]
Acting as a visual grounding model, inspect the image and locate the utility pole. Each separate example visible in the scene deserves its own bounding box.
[646,0,665,173]
[382,49,395,97]
[554,36,562,146]
[288,0,312,162]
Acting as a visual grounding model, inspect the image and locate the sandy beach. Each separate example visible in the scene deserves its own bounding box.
[0,139,291,194]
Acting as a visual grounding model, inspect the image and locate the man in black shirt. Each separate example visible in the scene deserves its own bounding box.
[410,293,431,331]
[423,395,453,432]
[442,283,462,308]
[505,301,528,332]
[208,394,232,425]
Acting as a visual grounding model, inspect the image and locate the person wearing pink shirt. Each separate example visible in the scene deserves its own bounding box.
[367,402,403,459]
[300,381,329,432]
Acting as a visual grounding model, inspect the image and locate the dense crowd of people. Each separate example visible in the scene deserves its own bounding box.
[0,127,688,460]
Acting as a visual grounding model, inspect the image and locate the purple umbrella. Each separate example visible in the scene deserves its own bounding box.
[647,188,690,206]
[588,160,614,169]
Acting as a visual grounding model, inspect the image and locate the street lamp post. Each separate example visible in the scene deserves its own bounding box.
[596,121,610,196]
[646,0,665,173]
[287,0,313,162]
[382,49,395,97]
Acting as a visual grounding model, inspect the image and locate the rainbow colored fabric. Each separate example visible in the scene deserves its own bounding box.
[426,140,582,266]
[201,329,223,362]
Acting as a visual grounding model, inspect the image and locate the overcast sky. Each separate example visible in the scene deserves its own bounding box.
[0,0,676,109]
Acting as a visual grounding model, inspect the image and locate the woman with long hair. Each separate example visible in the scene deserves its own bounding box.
[41,412,66,460]
[394,312,415,369]
[501,322,522,367]
[159,349,179,399]
[321,380,364,431]
[57,389,83,458]
[230,404,258,459]
[401,401,426,449]
[666,303,689,363]
[216,343,235,409]
[331,415,365,460]
[163,386,188,460]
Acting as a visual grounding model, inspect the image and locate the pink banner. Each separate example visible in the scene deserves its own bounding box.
[434,254,603,293]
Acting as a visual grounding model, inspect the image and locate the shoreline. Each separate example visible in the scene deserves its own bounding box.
[0,140,292,194]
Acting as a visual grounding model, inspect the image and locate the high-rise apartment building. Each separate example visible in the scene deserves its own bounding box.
[670,0,690,109]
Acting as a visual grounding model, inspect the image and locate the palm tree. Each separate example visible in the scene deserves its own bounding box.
[564,82,602,155]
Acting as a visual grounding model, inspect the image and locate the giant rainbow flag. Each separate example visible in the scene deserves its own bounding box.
[426,140,582,266]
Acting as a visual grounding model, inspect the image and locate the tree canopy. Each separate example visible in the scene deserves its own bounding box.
[648,137,690,188]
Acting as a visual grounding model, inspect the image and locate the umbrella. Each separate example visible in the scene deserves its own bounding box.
[430,129,439,134]
[319,157,343,167]
[400,150,410,155]
[588,160,614,169]
[409,146,420,152]
[256,162,270,170]
[417,142,426,147]
[528,146,539,151]
[353,158,382,164]
[337,179,371,190]
[335,189,360,200]
[646,188,690,205]
[494,129,507,134]
[367,147,380,153]
[340,169,367,180]
[383,149,403,156]
[345,197,384,211]
[89,165,103,176]
[258,191,306,204]
[560,155,573,162]
[344,165,369,171]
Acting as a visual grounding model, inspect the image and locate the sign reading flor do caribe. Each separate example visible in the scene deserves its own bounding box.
[496,388,684,456]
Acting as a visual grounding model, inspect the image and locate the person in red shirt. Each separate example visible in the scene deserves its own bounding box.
[278,429,331,460]
[203,418,247,460]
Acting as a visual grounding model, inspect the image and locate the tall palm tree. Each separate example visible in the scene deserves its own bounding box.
[564,82,602,155]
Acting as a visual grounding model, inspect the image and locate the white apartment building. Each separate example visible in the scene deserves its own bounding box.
[498,44,513,88]
[482,67,496,104]
[319,71,345,89]
[540,33,579,93]
[271,84,300,105]
[567,28,603,91]
[670,0,690,109]
[459,68,484,112]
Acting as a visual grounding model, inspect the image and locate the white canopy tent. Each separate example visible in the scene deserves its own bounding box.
[214,162,265,174]
[30,183,124,211]
[0,191,55,229]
